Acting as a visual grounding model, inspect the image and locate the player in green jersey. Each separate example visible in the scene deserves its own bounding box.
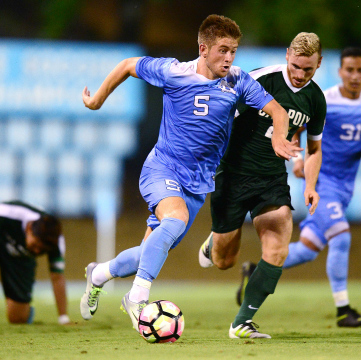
[0,201,71,324]
[199,32,326,339]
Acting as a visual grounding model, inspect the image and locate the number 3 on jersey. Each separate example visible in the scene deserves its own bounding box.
[326,202,343,219]
[194,95,210,116]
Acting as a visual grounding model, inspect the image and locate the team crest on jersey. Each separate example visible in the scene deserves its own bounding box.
[218,80,236,94]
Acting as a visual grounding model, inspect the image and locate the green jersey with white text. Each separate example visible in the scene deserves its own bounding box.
[220,64,326,176]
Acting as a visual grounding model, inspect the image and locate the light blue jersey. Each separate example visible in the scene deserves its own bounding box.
[300,85,361,247]
[286,84,361,301]
[136,56,273,194]
[320,85,361,201]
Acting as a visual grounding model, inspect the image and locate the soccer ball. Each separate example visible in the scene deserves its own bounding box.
[138,300,185,343]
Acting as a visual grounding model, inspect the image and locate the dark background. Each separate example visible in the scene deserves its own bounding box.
[1,0,361,282]
[2,0,361,183]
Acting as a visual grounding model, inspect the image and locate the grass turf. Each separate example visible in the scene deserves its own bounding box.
[1,280,361,360]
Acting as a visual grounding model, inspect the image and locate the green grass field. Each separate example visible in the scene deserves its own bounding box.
[1,280,361,360]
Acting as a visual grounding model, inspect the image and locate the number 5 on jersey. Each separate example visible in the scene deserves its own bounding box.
[194,95,210,116]
[165,179,181,192]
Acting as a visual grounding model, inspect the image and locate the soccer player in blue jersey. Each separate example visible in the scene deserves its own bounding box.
[79,14,301,332]
[284,47,361,327]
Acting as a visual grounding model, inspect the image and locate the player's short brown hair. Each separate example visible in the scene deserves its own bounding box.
[32,214,61,251]
[289,32,322,57]
[198,14,242,48]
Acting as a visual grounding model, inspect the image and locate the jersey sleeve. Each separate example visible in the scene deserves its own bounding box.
[48,235,65,273]
[135,56,177,88]
[238,72,274,110]
[306,90,327,140]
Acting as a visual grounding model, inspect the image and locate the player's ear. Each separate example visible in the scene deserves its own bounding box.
[286,48,290,62]
[317,56,323,69]
[199,43,208,57]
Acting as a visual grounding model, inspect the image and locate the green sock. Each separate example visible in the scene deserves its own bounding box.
[233,259,282,327]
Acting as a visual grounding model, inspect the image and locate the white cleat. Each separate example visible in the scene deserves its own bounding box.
[80,262,105,320]
[120,292,148,332]
[198,233,214,268]
[229,320,271,339]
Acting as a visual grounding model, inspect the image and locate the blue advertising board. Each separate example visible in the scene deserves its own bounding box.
[0,40,144,121]
[0,40,145,216]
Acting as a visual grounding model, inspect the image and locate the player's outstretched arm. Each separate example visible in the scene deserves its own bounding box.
[303,138,322,215]
[262,99,303,160]
[82,57,141,110]
[50,272,71,325]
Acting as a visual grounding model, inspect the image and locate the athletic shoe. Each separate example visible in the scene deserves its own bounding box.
[80,262,105,320]
[229,320,271,339]
[198,233,214,268]
[236,261,257,306]
[337,307,361,327]
[120,292,148,332]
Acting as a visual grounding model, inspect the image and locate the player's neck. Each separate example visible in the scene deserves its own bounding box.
[196,58,218,80]
[339,85,361,100]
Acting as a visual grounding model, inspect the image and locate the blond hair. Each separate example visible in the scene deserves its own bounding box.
[289,32,322,57]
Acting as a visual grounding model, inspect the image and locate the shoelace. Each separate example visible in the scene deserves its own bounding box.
[137,302,147,316]
[245,321,259,331]
[88,286,106,306]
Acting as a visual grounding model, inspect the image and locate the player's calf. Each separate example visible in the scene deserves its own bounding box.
[236,262,257,306]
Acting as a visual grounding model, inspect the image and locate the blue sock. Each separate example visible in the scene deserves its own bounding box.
[283,241,318,268]
[137,217,186,281]
[27,306,35,324]
[109,241,144,278]
[326,232,351,293]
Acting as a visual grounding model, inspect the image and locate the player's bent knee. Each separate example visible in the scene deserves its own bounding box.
[162,212,189,227]
[8,312,29,324]
[280,247,290,262]
[6,299,31,324]
[263,247,289,267]
[156,197,189,225]
[214,255,237,270]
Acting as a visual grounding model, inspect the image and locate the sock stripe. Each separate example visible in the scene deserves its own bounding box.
[134,276,152,289]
